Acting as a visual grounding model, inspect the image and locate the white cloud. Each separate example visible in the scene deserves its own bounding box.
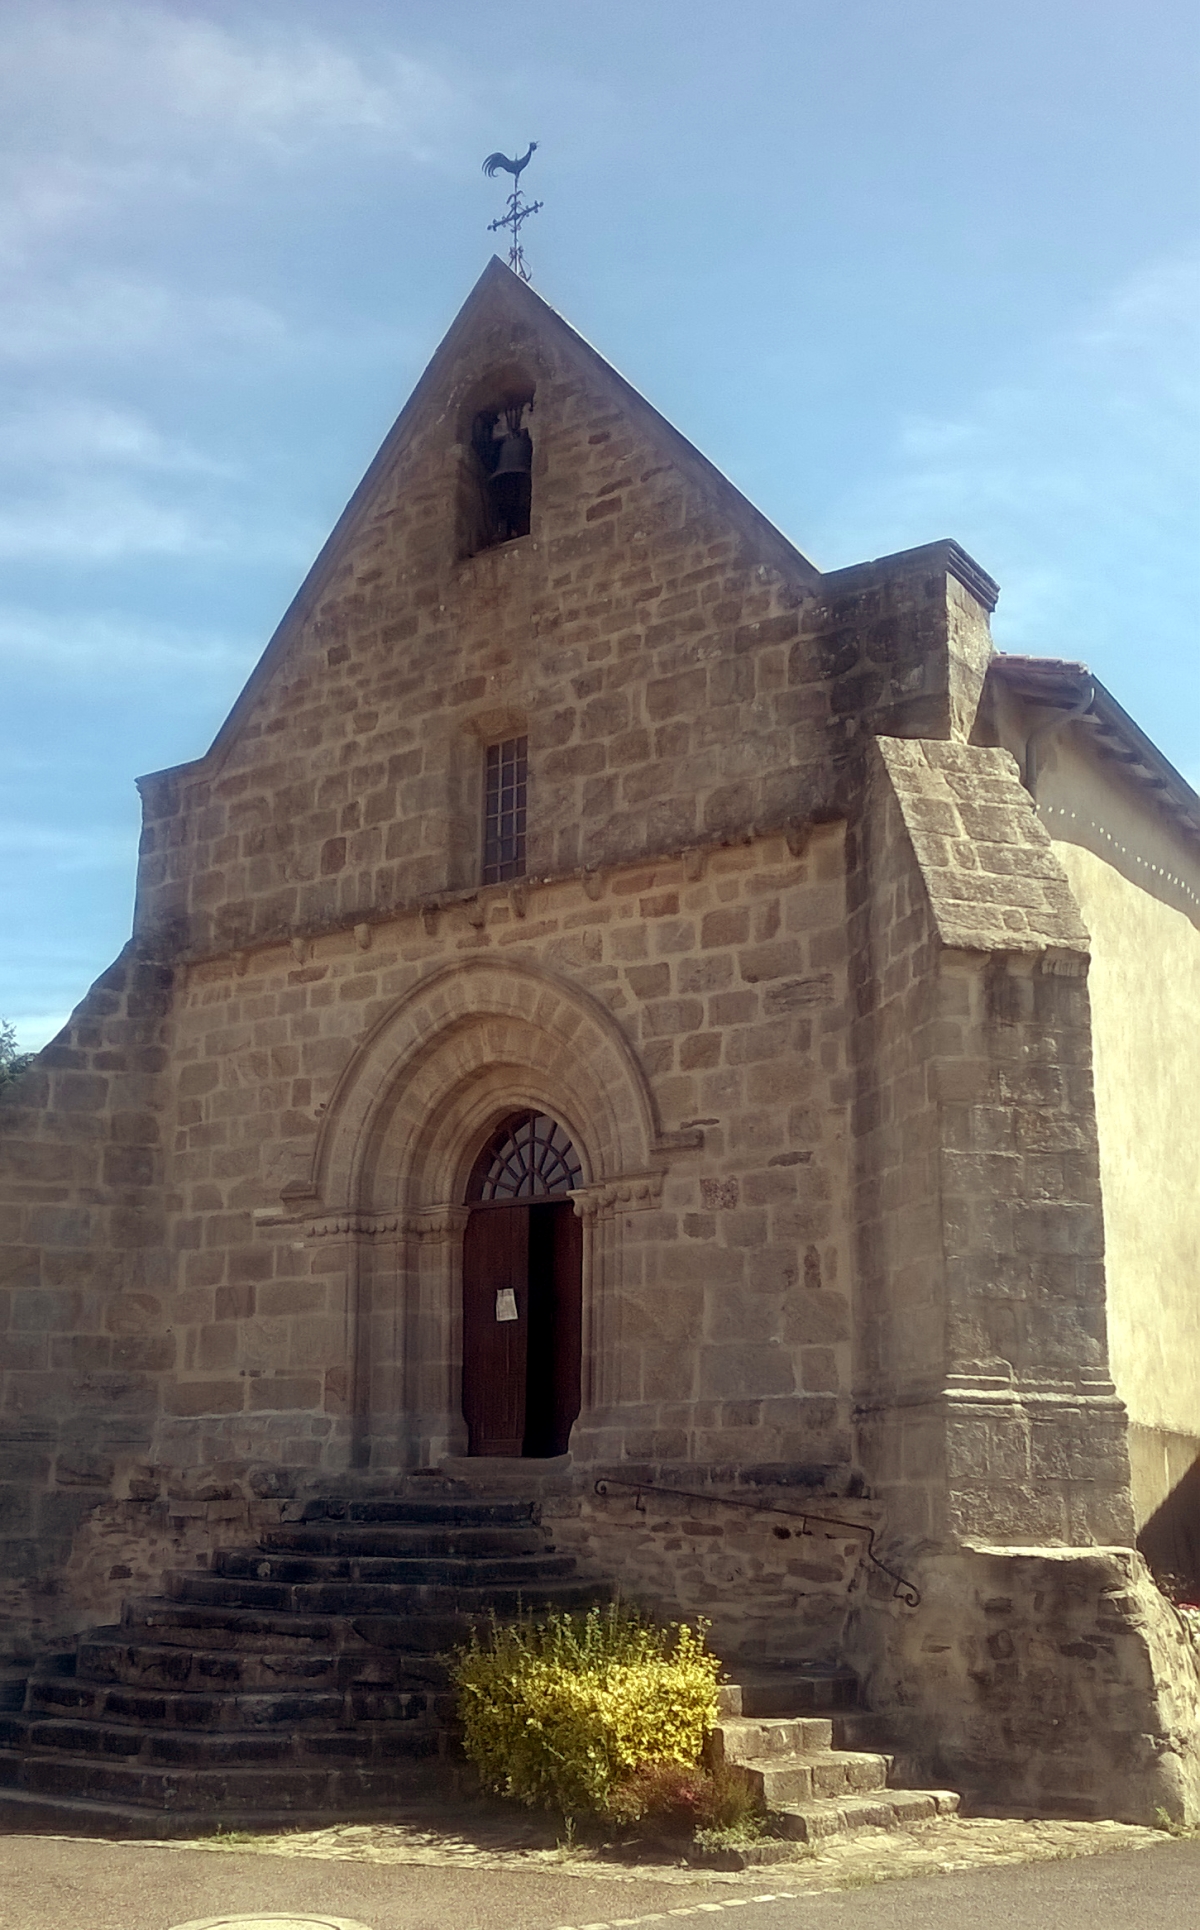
[0,451,321,561]
[0,398,232,473]
[140,16,455,150]
[0,6,467,233]
[4,4,460,147]
[0,606,262,677]
[0,272,288,364]
[0,1,472,418]
[0,483,227,560]
[811,250,1200,667]
[0,155,106,267]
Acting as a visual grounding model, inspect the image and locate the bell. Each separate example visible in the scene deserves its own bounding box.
[489,427,533,479]
[487,423,533,538]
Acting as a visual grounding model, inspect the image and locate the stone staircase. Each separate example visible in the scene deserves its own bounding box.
[0,1489,958,1847]
[711,1673,958,1851]
[0,1493,606,1837]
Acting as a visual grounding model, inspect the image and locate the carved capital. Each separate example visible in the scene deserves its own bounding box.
[305,1212,403,1240]
[570,1170,664,1217]
[407,1203,473,1243]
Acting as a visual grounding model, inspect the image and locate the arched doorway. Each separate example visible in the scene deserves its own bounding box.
[461,1112,583,1457]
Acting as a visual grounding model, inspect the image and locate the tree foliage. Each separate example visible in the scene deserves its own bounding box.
[0,1021,33,1096]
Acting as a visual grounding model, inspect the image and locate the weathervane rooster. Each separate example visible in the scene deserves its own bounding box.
[482,141,538,185]
[482,142,543,282]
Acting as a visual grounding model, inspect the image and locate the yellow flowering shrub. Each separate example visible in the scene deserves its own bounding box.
[452,1604,722,1816]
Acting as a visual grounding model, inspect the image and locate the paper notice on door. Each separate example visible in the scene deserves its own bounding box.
[495,1287,519,1323]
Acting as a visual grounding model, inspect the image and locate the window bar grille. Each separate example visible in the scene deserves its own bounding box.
[482,735,527,884]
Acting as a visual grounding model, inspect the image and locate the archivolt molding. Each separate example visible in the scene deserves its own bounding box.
[299,955,662,1216]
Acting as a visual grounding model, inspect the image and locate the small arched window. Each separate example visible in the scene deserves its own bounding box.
[467,1111,582,1201]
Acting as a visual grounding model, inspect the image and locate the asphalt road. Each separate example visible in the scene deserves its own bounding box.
[0,1834,1195,1930]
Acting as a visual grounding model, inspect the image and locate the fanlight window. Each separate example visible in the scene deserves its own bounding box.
[468,1111,583,1201]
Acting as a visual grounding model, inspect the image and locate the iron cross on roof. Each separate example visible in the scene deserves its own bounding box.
[482,142,543,282]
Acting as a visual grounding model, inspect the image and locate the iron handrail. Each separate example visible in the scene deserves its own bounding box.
[592,1475,920,1607]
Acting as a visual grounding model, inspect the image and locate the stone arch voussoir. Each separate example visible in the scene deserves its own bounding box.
[308,957,659,1215]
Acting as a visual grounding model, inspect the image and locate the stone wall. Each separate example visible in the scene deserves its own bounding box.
[548,1484,874,1669]
[850,735,1133,1555]
[842,731,1200,1820]
[132,265,823,958]
[0,947,174,1653]
[158,828,855,1481]
[130,268,994,970]
[1,826,864,1645]
[852,1544,1200,1825]
[56,1466,293,1639]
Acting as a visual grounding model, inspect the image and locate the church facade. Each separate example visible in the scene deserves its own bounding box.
[2,261,1198,1819]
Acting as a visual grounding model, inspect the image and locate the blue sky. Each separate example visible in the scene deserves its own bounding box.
[2,0,1197,1049]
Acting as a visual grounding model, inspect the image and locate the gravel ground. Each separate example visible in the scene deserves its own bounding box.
[161,1798,1177,1895]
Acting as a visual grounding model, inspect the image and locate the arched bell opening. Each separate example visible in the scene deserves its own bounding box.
[461,1110,583,1458]
[455,370,536,557]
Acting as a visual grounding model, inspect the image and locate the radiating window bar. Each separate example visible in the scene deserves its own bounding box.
[482,735,527,883]
[468,1111,583,1201]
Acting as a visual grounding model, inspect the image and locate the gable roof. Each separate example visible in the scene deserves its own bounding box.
[140,258,822,791]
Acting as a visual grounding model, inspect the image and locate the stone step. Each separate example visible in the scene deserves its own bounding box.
[0,1783,455,1839]
[214,1549,575,1586]
[772,1787,960,1842]
[709,1716,834,1764]
[299,1498,537,1526]
[75,1635,452,1693]
[166,1569,585,1615]
[690,1788,962,1866]
[829,1709,901,1753]
[121,1599,476,1652]
[261,1525,552,1559]
[711,1670,919,1836]
[0,1743,442,1813]
[24,1676,444,1730]
[129,1581,603,1646]
[716,1669,859,1718]
[0,1668,30,1713]
[738,1749,892,1807]
[5,1713,441,1769]
[121,1599,346,1649]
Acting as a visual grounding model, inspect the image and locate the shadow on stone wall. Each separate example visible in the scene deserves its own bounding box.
[1140,1456,1200,1600]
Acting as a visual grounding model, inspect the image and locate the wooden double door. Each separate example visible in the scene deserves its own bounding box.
[462,1200,582,1457]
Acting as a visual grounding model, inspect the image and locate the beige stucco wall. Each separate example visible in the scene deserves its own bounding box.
[983,691,1200,1531]
[1041,737,1200,1527]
